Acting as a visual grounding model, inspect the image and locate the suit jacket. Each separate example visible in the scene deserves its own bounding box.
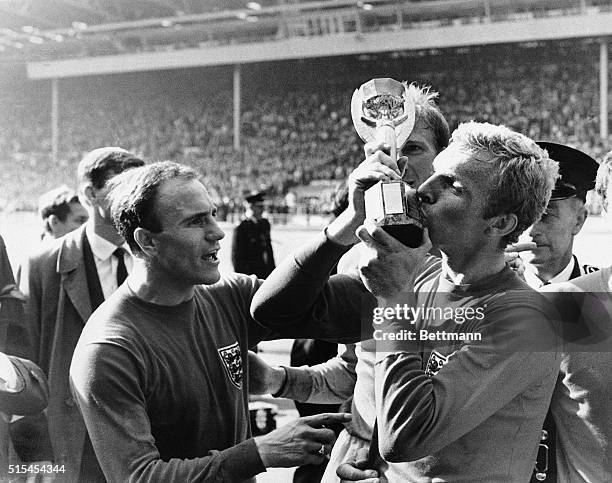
[529,255,599,483]
[18,225,98,482]
[231,217,275,279]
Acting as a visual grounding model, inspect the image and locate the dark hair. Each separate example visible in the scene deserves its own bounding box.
[108,162,198,254]
[38,186,80,233]
[77,147,144,189]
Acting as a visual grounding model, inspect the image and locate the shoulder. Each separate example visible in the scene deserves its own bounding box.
[544,266,611,293]
[23,227,83,270]
[82,287,140,342]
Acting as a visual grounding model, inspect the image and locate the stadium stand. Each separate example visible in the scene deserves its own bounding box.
[0,39,608,213]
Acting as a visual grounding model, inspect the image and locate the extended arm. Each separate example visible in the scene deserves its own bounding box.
[249,344,358,404]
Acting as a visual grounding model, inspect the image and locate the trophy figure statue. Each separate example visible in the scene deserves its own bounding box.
[351,78,424,247]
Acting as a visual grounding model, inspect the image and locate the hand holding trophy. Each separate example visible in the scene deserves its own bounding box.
[351,78,424,248]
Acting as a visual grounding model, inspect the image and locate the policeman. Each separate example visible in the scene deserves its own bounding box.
[521,142,599,289]
[231,191,275,279]
[518,142,599,483]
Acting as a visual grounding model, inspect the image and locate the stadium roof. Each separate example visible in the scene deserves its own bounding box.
[2,0,611,65]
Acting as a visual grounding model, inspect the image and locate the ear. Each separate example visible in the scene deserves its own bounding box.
[133,227,156,256]
[571,205,588,236]
[48,214,61,230]
[79,184,96,207]
[487,213,518,239]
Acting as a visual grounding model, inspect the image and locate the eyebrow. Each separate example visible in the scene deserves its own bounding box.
[181,206,217,224]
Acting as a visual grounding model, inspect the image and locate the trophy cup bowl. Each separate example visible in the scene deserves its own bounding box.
[351,78,424,248]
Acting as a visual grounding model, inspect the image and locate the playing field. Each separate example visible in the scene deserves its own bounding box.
[2,211,610,273]
[1,211,609,483]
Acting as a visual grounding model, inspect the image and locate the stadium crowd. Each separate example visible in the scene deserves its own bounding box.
[1,42,608,215]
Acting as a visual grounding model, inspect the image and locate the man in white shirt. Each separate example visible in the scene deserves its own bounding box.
[18,147,144,482]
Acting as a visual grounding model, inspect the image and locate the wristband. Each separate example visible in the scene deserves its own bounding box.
[271,366,289,398]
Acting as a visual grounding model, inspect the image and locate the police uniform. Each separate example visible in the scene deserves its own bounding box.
[231,192,275,279]
[528,142,599,483]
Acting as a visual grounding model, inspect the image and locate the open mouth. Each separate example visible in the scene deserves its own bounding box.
[202,250,219,261]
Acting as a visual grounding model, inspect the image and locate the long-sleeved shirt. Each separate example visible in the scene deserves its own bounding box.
[252,231,561,481]
[71,275,269,482]
[71,269,364,483]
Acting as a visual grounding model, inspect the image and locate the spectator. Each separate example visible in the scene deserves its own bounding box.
[38,186,89,240]
[18,147,144,482]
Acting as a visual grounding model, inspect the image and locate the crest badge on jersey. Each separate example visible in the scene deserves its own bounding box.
[218,341,243,389]
[425,350,449,377]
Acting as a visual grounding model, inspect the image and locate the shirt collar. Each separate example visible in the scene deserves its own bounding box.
[85,223,130,261]
[524,256,575,288]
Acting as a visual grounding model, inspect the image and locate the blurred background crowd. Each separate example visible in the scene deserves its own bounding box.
[1,41,606,216]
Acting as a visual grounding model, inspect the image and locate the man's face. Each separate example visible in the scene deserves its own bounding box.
[150,178,225,287]
[521,198,586,274]
[249,202,265,219]
[417,144,493,254]
[398,119,439,188]
[52,201,89,238]
[88,183,114,221]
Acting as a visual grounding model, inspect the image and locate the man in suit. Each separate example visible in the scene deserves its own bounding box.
[18,147,144,482]
[513,142,599,483]
[538,152,612,483]
[231,191,275,278]
[38,186,88,241]
[520,142,599,288]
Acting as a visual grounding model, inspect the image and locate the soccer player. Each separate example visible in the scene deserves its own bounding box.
[251,122,561,481]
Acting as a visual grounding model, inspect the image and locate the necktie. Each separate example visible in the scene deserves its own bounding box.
[113,247,128,286]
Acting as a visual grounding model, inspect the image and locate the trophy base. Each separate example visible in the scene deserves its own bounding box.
[382,223,423,248]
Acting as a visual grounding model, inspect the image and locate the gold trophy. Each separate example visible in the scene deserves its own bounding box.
[351,78,424,247]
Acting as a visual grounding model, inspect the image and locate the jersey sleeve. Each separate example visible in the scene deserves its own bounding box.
[276,343,357,404]
[251,231,375,343]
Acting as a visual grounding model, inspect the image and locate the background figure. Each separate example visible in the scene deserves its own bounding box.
[38,186,89,241]
[232,191,275,278]
[290,181,348,482]
[512,142,599,483]
[521,142,600,288]
[18,147,144,482]
[540,152,612,483]
[0,233,47,480]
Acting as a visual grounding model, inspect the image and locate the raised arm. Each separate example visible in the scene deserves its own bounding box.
[251,141,402,343]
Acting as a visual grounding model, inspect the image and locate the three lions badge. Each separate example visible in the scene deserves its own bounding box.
[218,342,243,389]
[425,350,449,377]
